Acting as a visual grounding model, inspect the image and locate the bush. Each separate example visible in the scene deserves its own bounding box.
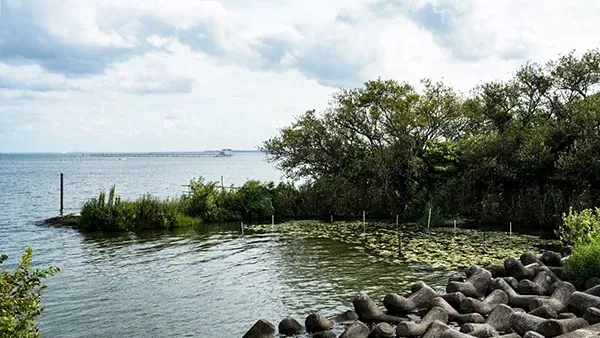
[556,207,600,246]
[1,248,60,338]
[565,237,600,286]
[80,187,187,231]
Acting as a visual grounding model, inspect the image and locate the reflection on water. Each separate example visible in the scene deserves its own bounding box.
[35,224,456,337]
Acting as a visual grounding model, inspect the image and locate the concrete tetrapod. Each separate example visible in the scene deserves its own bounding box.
[384,283,437,313]
[353,293,407,324]
[368,323,395,338]
[339,320,370,338]
[460,290,509,316]
[447,267,492,298]
[504,257,541,281]
[528,304,558,319]
[422,320,452,338]
[242,319,276,338]
[583,307,600,325]
[396,306,449,337]
[529,282,576,313]
[510,312,547,336]
[518,270,560,296]
[568,292,600,315]
[491,278,547,309]
[461,304,516,334]
[535,317,590,338]
[432,297,485,324]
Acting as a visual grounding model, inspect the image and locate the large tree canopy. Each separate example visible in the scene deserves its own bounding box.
[263,49,600,228]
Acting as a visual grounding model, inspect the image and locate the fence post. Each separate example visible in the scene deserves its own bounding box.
[427,208,432,232]
[363,210,366,234]
[60,173,64,216]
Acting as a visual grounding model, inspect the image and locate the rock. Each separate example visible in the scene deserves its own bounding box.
[278,317,304,336]
[384,282,437,313]
[510,312,546,336]
[353,292,407,324]
[306,314,334,333]
[368,323,395,338]
[535,318,589,338]
[334,310,359,324]
[529,281,576,313]
[568,292,600,315]
[583,307,600,325]
[504,277,520,290]
[447,267,492,298]
[396,306,449,337]
[460,290,509,316]
[423,320,452,338]
[313,331,337,338]
[460,304,515,334]
[432,297,485,324]
[242,319,276,338]
[528,304,557,319]
[521,252,541,266]
[585,277,600,290]
[541,251,562,267]
[339,320,370,338]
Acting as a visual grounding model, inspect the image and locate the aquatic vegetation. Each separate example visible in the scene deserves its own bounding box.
[249,221,554,270]
[1,248,60,338]
[79,186,188,231]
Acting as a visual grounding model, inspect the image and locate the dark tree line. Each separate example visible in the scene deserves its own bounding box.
[262,49,600,229]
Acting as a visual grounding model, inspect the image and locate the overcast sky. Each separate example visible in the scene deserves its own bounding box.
[1,0,600,152]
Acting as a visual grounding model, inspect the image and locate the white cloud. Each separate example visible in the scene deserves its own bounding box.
[1,0,600,152]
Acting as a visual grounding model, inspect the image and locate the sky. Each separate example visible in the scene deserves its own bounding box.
[1,0,600,152]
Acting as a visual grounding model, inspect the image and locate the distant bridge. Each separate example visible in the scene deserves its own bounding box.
[89,149,234,158]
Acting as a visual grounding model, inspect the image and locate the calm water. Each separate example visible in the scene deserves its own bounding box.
[0,153,454,337]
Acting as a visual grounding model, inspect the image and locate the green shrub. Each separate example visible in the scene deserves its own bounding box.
[1,248,60,338]
[565,237,600,286]
[557,207,600,246]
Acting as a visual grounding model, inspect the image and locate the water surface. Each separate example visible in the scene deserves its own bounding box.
[0,153,453,337]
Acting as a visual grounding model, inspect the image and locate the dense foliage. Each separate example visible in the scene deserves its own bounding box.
[1,248,60,338]
[263,49,600,230]
[79,186,198,231]
[557,207,600,246]
[565,237,600,286]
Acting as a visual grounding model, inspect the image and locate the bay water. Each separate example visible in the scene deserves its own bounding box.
[0,152,453,337]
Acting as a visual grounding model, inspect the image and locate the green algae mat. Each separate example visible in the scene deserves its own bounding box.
[249,221,556,270]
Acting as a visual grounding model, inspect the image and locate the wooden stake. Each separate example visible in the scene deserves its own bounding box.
[272,215,274,226]
[427,208,432,231]
[241,222,244,235]
[510,221,512,236]
[60,173,64,216]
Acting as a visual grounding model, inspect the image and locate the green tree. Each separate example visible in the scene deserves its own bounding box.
[1,248,60,338]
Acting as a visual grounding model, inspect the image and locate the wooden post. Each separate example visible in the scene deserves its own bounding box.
[241,222,244,235]
[454,219,457,231]
[221,175,224,189]
[396,214,402,257]
[363,210,366,234]
[60,173,64,216]
[330,214,333,223]
[427,208,432,232]
[510,221,512,236]
[272,215,274,226]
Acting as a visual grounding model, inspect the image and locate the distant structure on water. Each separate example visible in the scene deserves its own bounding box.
[90,149,235,158]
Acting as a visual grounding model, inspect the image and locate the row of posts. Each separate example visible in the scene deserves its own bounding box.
[57,174,515,237]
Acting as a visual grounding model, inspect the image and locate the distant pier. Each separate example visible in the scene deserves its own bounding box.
[89,149,234,158]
